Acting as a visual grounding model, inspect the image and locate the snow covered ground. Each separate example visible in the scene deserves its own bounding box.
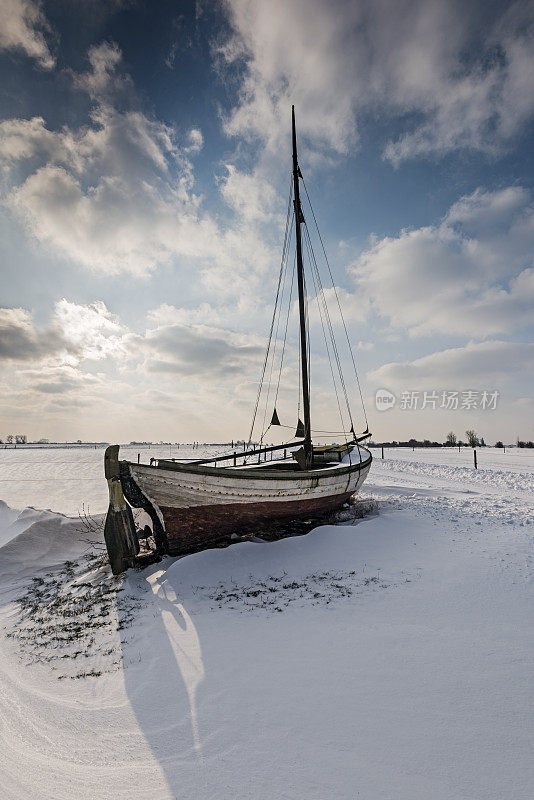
[0,446,533,799]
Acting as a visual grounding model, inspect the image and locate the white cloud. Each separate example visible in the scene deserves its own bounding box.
[146,302,223,328]
[351,186,534,338]
[186,128,204,153]
[368,340,534,389]
[0,42,281,293]
[445,186,531,233]
[141,321,265,380]
[71,41,126,100]
[219,0,534,164]
[0,0,55,69]
[218,0,362,156]
[219,164,278,222]
[2,298,530,441]
[0,300,127,365]
[307,286,369,327]
[0,306,62,361]
[21,364,102,395]
[53,299,125,361]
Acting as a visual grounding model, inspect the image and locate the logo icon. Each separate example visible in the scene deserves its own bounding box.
[375,388,396,411]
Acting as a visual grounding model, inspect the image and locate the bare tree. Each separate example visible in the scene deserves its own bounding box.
[446,431,457,446]
[465,429,479,447]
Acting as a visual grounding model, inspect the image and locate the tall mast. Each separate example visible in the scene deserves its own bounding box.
[292,106,312,467]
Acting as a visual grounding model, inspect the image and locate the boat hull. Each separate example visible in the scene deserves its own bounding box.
[160,488,355,553]
[120,452,371,555]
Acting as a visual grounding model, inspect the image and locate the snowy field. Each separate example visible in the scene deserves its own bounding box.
[0,446,533,799]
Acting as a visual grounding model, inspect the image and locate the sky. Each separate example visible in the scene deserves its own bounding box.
[0,0,533,445]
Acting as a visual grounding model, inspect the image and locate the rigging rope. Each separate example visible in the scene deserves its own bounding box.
[251,171,369,448]
[303,223,353,433]
[248,177,293,444]
[303,227,348,445]
[260,213,294,443]
[301,178,369,431]
[273,249,296,410]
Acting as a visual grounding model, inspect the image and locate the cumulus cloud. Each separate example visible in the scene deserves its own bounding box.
[141,322,265,380]
[22,364,103,395]
[0,41,279,291]
[368,340,534,389]
[219,164,279,222]
[0,0,55,69]
[186,128,204,153]
[0,300,127,365]
[307,286,369,327]
[219,0,534,163]
[53,299,126,361]
[0,307,62,361]
[351,186,534,338]
[445,186,531,234]
[71,41,128,100]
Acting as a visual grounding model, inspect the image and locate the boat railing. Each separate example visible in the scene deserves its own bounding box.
[148,439,306,468]
[146,433,371,469]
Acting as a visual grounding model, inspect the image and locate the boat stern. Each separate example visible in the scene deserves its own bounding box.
[103,445,140,574]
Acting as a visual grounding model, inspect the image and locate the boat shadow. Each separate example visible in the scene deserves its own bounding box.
[118,563,206,797]
[115,497,377,795]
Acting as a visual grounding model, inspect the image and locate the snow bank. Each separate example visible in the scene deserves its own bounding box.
[0,505,93,590]
[0,447,533,800]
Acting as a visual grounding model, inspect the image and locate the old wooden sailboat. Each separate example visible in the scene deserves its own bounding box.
[103,107,372,574]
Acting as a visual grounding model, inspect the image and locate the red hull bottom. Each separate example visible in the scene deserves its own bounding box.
[161,491,353,555]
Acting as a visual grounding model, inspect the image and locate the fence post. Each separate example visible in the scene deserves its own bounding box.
[381,446,384,459]
[474,449,477,469]
[233,452,236,466]
[137,453,140,464]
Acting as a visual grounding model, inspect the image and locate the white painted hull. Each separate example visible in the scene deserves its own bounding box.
[129,460,371,509]
[120,450,372,554]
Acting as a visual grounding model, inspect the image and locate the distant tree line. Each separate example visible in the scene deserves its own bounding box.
[368,430,532,448]
[0,434,27,444]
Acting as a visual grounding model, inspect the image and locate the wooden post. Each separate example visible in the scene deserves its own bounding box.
[233,452,236,466]
[504,445,506,453]
[381,446,384,459]
[474,449,477,469]
[104,445,139,575]
[137,452,140,464]
[284,448,287,459]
